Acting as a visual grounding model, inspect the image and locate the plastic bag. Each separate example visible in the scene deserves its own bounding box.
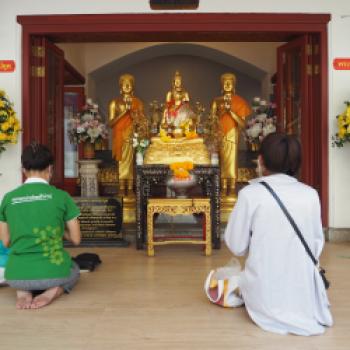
[0,241,9,268]
[204,258,244,307]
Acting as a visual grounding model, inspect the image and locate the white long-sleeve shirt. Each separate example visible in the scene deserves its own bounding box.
[224,174,333,335]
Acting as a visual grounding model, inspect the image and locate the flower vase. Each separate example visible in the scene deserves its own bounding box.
[83,142,95,159]
[94,139,103,151]
[136,152,143,165]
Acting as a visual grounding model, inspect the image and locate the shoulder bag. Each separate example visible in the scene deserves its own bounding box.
[260,181,330,290]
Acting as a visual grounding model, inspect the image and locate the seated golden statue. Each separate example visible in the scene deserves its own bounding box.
[109,74,145,197]
[211,73,252,196]
[144,71,209,165]
[161,71,196,134]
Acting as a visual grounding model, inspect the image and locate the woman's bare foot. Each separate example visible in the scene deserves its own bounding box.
[16,290,33,310]
[30,286,64,309]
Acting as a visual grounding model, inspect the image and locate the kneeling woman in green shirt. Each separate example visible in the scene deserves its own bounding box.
[0,143,81,309]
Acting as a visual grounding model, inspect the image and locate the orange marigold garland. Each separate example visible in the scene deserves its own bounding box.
[170,161,194,180]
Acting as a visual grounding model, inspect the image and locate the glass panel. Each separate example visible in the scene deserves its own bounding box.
[289,51,301,137]
[47,52,56,157]
[64,92,79,177]
[47,50,61,182]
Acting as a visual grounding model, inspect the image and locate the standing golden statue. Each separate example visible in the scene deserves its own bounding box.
[109,74,145,197]
[211,73,251,197]
[161,71,195,132]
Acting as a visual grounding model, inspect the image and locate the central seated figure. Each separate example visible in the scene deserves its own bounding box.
[144,71,210,165]
[161,70,196,135]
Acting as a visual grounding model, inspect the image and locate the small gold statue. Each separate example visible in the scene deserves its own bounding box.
[109,74,145,197]
[211,73,252,196]
[161,71,196,133]
[149,100,164,135]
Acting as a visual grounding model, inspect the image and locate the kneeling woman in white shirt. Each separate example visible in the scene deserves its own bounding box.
[225,132,333,336]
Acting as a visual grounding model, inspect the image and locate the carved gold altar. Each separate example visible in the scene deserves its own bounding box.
[147,198,212,256]
[144,136,210,165]
[104,71,255,225]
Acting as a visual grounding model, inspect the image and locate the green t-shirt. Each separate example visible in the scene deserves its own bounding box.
[0,181,80,280]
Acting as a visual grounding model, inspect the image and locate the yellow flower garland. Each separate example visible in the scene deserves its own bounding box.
[0,90,21,153]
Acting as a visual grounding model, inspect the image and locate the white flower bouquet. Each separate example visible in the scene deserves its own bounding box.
[132,132,150,154]
[245,97,277,150]
[68,98,108,144]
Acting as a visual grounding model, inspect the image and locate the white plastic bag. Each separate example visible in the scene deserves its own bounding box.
[204,258,244,307]
[0,267,6,286]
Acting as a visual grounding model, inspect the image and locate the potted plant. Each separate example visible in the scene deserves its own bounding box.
[333,101,350,147]
[0,90,21,155]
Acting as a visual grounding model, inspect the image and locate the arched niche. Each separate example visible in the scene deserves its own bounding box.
[89,43,267,118]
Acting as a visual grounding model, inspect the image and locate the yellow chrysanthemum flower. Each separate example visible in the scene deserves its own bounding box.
[346,106,350,118]
[339,127,346,138]
[13,123,20,132]
[0,90,20,153]
[7,116,15,125]
[1,122,10,131]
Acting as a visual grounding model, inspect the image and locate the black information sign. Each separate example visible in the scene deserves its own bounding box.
[72,197,128,247]
[150,0,199,10]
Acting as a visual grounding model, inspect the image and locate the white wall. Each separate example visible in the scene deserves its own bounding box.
[328,14,350,228]
[56,43,86,76]
[1,0,350,227]
[58,41,280,99]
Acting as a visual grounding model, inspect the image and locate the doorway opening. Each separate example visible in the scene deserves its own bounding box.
[17,13,330,225]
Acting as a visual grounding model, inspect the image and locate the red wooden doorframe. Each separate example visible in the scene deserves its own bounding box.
[277,35,311,179]
[28,37,64,188]
[17,13,330,225]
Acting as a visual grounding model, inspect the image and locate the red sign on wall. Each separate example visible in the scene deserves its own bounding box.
[0,60,15,72]
[333,58,350,70]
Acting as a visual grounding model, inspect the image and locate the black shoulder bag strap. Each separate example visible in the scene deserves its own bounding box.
[260,181,330,289]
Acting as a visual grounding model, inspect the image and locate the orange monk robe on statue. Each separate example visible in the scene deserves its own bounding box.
[219,94,252,135]
[111,97,143,162]
[211,90,252,196]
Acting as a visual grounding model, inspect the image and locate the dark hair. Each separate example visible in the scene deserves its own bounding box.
[21,142,54,171]
[259,132,301,176]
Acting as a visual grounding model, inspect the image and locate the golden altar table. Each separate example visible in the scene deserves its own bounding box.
[146,198,212,256]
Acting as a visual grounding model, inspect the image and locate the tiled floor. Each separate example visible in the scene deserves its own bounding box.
[0,242,349,349]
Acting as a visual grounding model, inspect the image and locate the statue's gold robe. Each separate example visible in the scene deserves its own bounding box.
[110,97,143,180]
[217,94,251,180]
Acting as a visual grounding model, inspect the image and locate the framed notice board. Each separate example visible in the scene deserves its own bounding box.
[72,197,128,247]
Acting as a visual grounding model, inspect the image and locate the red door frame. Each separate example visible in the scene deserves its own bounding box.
[17,13,330,225]
[44,39,65,188]
[277,36,310,178]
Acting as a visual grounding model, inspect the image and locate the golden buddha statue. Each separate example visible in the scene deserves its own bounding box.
[144,71,210,165]
[109,74,145,197]
[161,71,195,133]
[211,73,252,197]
